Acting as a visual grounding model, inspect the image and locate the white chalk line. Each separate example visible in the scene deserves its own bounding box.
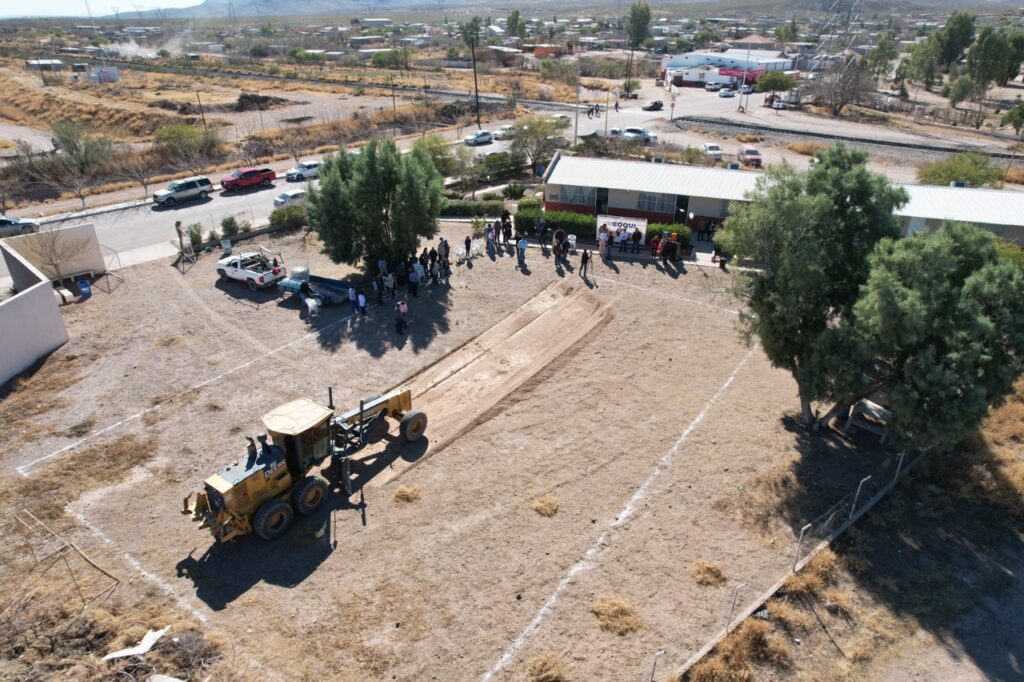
[16,312,357,477]
[71,508,209,624]
[597,277,740,315]
[481,345,757,681]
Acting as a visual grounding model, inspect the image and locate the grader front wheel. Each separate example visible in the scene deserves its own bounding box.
[399,410,428,442]
[253,499,293,540]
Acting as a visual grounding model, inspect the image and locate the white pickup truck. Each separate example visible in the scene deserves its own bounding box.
[216,249,286,291]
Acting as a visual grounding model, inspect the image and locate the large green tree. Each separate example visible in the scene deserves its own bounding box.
[917,152,1000,188]
[716,145,908,424]
[936,11,975,67]
[966,26,1010,91]
[863,32,898,85]
[908,37,941,92]
[837,223,1024,451]
[506,9,526,39]
[623,0,651,99]
[306,139,442,270]
[755,70,796,94]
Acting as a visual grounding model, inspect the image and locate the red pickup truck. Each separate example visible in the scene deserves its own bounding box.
[221,167,276,192]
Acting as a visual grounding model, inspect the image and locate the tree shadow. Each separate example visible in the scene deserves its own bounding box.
[755,415,1024,680]
[338,283,451,358]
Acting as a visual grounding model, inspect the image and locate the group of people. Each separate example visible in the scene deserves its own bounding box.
[586,104,603,119]
[484,209,516,252]
[596,225,643,261]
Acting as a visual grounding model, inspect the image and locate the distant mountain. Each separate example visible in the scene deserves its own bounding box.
[122,0,452,19]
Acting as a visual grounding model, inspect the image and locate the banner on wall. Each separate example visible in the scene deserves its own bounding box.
[596,214,647,239]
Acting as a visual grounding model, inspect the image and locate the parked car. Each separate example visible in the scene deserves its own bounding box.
[216,250,286,291]
[274,188,306,208]
[772,100,787,110]
[738,145,763,168]
[285,161,320,181]
[700,143,723,161]
[550,114,573,128]
[463,130,494,146]
[0,214,40,238]
[152,176,212,206]
[642,100,664,111]
[493,124,515,140]
[719,88,736,98]
[620,127,658,144]
[740,84,754,94]
[704,82,722,92]
[221,167,276,192]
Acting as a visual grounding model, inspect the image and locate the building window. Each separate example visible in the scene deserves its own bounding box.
[551,184,595,206]
[637,191,673,214]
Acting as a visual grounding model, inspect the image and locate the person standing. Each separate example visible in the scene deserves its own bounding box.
[597,225,609,260]
[384,271,396,299]
[408,268,420,297]
[347,285,358,315]
[516,234,528,269]
[552,239,561,270]
[357,290,367,317]
[464,235,472,259]
[538,218,549,246]
[429,247,438,268]
[395,299,408,334]
[430,260,439,286]
[630,228,642,254]
[580,249,590,278]
[378,257,388,276]
[374,272,384,304]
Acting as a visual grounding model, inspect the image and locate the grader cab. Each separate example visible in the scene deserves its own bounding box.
[183,388,427,541]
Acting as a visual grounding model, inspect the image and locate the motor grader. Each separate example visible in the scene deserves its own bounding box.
[183,387,427,542]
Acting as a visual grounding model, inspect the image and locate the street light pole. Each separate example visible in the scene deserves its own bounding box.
[573,57,581,146]
[739,43,752,111]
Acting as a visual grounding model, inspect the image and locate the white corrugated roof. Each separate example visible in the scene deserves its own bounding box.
[545,154,762,201]
[897,184,1024,227]
[546,154,1024,227]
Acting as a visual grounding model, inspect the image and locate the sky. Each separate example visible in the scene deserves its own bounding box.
[1,0,199,18]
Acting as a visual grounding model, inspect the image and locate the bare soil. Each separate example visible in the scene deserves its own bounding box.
[4,221,1012,680]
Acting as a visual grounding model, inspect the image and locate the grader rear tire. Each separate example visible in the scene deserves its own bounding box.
[399,410,428,442]
[253,499,293,540]
[292,476,328,515]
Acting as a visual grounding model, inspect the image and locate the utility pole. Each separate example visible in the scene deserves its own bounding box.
[739,43,752,111]
[254,89,265,131]
[1001,124,1023,189]
[196,91,207,131]
[573,57,581,146]
[390,74,398,138]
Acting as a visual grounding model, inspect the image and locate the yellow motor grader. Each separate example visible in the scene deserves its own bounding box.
[183,387,427,542]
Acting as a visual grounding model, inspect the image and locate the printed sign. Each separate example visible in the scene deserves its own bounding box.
[596,214,647,240]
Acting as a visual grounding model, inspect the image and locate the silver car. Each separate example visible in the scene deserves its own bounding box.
[286,161,320,181]
[153,176,212,206]
[0,214,40,238]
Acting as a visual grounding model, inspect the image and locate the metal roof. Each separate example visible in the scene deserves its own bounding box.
[545,154,1024,227]
[545,154,762,201]
[897,184,1024,227]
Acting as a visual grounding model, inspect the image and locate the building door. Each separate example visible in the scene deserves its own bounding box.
[675,195,690,224]
[595,188,609,215]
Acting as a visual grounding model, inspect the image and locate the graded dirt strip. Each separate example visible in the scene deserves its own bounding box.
[371,279,609,487]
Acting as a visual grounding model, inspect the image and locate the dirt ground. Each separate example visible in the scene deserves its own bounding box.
[1,221,1006,680]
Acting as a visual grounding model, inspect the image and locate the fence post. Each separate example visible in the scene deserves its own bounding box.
[793,523,812,570]
[649,650,665,682]
[726,583,747,629]
[849,476,872,519]
[894,450,906,482]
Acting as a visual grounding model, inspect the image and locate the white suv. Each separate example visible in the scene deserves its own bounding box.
[153,176,212,206]
[700,143,723,161]
[286,161,320,181]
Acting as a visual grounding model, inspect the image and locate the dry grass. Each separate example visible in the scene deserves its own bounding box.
[766,597,813,632]
[62,417,96,439]
[589,595,644,635]
[531,494,560,517]
[526,654,568,682]
[787,141,826,156]
[0,351,93,444]
[0,433,156,522]
[691,560,727,587]
[688,620,791,681]
[393,484,423,505]
[1006,166,1024,185]
[783,549,839,600]
[736,134,764,143]
[820,587,852,618]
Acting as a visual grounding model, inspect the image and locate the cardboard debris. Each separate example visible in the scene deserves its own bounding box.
[102,626,169,661]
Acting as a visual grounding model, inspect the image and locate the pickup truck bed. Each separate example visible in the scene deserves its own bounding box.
[278,273,352,304]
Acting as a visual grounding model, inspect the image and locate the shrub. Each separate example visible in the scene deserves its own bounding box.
[646,223,692,249]
[996,239,1024,272]
[187,223,203,250]
[531,495,560,517]
[207,229,220,243]
[516,196,542,211]
[589,596,643,635]
[481,192,501,201]
[220,215,240,238]
[691,560,727,586]
[440,199,504,217]
[787,141,826,156]
[482,150,527,181]
[239,220,252,233]
[470,216,487,237]
[269,205,307,231]
[514,209,594,236]
[503,183,526,199]
[393,484,422,504]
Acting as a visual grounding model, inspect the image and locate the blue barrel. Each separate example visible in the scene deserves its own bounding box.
[78,280,92,299]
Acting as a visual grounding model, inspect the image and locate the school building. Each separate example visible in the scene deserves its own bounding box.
[541,153,1024,244]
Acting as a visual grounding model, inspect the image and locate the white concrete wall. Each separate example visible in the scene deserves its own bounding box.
[0,242,69,388]
[689,197,727,218]
[5,223,104,282]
